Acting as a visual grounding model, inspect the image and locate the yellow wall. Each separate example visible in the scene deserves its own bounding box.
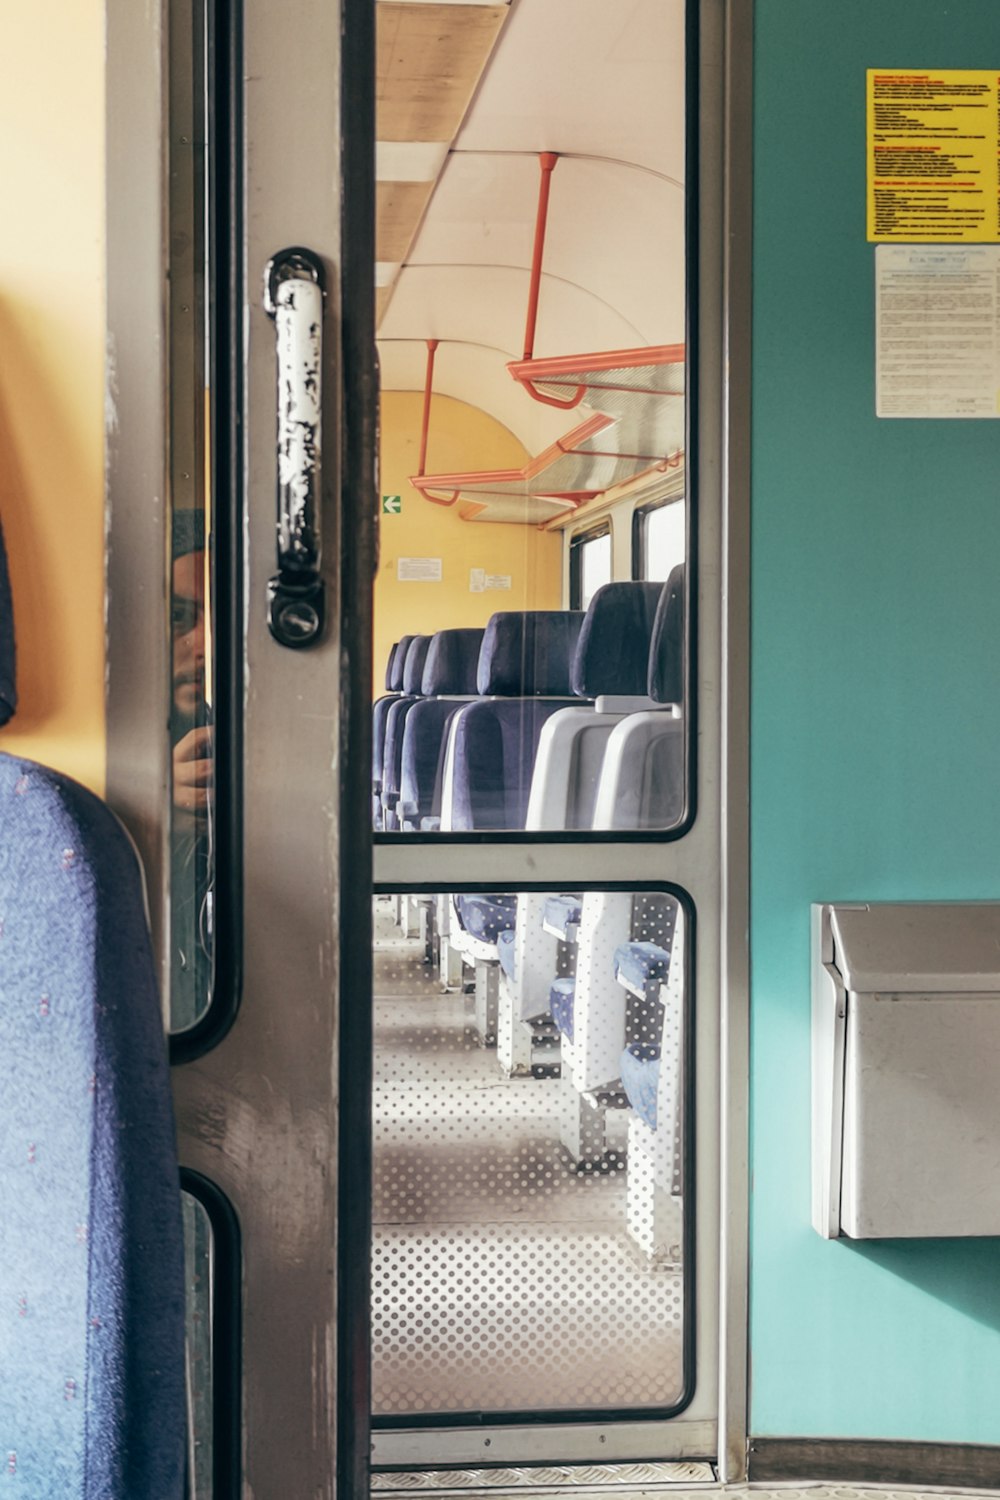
[0,3,106,794]
[376,392,562,691]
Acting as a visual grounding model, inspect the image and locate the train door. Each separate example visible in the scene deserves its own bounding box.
[105,0,747,1491]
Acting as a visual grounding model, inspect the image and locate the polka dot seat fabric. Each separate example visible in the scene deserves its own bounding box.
[0,754,186,1498]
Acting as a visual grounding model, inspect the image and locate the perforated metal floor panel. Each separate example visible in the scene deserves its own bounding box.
[372,894,687,1420]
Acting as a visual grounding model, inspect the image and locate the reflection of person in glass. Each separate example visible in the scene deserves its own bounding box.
[171,509,213,1029]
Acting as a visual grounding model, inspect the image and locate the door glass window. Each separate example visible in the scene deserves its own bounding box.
[168,0,215,1032]
[371,0,689,839]
[372,887,691,1420]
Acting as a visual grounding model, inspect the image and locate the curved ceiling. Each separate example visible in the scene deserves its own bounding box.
[376,0,687,447]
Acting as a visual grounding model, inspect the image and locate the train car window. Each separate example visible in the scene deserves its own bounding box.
[372,887,692,1422]
[633,499,686,583]
[569,524,613,610]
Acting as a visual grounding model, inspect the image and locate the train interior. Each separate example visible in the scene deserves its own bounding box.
[3,0,1000,1494]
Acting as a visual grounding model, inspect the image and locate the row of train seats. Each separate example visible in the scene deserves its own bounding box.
[385,568,686,1262]
[372,564,685,834]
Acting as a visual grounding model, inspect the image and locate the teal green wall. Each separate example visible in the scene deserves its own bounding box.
[751,0,1000,1440]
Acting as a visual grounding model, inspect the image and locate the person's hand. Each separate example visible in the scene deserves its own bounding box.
[173,725,214,813]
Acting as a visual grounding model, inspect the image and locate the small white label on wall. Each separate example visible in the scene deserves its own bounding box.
[876,245,1000,417]
[398,556,443,582]
[485,573,512,590]
[469,568,486,593]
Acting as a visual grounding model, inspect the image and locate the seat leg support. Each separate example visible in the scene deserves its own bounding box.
[473,959,499,1046]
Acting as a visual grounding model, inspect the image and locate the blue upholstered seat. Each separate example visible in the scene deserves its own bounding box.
[570,581,664,698]
[497,927,517,981]
[454,892,517,944]
[543,894,582,936]
[549,977,576,1041]
[445,610,585,831]
[383,640,400,691]
[373,635,429,828]
[0,752,186,1497]
[614,940,671,991]
[0,514,15,727]
[620,1042,661,1130]
[397,628,484,831]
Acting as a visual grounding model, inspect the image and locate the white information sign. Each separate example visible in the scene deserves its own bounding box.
[397,556,443,582]
[876,245,1000,417]
[469,567,486,593]
[485,573,512,591]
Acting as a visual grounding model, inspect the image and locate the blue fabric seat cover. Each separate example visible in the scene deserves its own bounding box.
[384,640,400,691]
[381,695,422,827]
[0,753,185,1496]
[420,628,484,696]
[620,1042,661,1130]
[549,976,576,1041]
[396,629,485,828]
[451,698,572,830]
[648,566,685,705]
[543,894,582,935]
[454,893,517,945]
[570,581,663,697]
[614,940,671,990]
[497,927,517,982]
[399,699,462,825]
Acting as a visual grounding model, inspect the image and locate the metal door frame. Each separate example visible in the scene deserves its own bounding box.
[104,0,750,1488]
[105,0,373,1494]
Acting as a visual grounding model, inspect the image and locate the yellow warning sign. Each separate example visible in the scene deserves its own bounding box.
[867,70,1000,242]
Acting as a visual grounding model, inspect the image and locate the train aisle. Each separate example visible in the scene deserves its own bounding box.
[372,898,684,1419]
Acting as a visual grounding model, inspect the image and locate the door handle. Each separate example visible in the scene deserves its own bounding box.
[263,247,326,648]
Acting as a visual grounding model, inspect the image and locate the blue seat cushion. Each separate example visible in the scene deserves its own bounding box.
[620,1042,661,1130]
[455,893,517,944]
[614,940,671,991]
[399,699,462,824]
[450,698,571,830]
[497,927,517,981]
[549,977,576,1041]
[543,894,582,936]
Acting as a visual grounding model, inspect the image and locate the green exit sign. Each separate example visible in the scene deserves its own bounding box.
[382,494,401,515]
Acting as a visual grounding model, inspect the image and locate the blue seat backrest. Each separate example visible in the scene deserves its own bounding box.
[648,565,685,704]
[570,581,663,697]
[389,634,415,692]
[420,628,483,696]
[400,634,431,695]
[0,513,16,726]
[0,753,185,1497]
[450,611,585,830]
[396,629,484,829]
[476,610,584,696]
[383,641,400,692]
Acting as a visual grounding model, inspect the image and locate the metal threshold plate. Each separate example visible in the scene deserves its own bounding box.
[372,1462,715,1491]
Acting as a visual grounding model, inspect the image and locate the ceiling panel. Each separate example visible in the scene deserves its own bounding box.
[377,3,509,142]
[376,180,435,262]
[380,264,641,362]
[408,152,684,345]
[453,0,685,179]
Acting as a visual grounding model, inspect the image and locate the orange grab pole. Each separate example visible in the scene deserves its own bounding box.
[417,338,439,477]
[522,153,559,362]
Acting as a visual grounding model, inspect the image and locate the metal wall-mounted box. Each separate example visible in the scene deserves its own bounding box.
[812,902,1000,1239]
